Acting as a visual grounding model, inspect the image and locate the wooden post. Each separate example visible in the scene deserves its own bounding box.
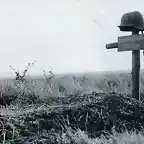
[132,30,140,101]
[106,31,144,101]
[105,11,144,101]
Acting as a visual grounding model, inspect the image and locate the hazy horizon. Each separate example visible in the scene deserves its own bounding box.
[0,69,134,80]
[1,0,144,77]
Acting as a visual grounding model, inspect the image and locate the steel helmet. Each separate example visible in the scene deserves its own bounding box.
[118,11,144,31]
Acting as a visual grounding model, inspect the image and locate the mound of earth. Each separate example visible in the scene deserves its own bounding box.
[1,92,144,143]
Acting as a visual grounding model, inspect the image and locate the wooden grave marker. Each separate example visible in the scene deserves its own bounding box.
[106,24,144,101]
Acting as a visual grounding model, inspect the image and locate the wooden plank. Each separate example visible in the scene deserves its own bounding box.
[118,34,144,52]
[106,42,118,49]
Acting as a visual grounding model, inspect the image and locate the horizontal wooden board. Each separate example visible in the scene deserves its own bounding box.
[118,34,144,52]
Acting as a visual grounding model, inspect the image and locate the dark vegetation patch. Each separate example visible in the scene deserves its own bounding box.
[1,92,144,143]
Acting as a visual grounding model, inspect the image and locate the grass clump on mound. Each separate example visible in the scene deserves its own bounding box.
[1,64,144,143]
[1,92,144,143]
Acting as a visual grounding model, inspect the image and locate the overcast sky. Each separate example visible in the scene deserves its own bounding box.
[0,0,144,77]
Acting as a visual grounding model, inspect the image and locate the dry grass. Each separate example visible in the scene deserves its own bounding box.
[0,98,144,144]
[0,65,144,143]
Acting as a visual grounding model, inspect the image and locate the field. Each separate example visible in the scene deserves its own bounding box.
[1,70,144,143]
